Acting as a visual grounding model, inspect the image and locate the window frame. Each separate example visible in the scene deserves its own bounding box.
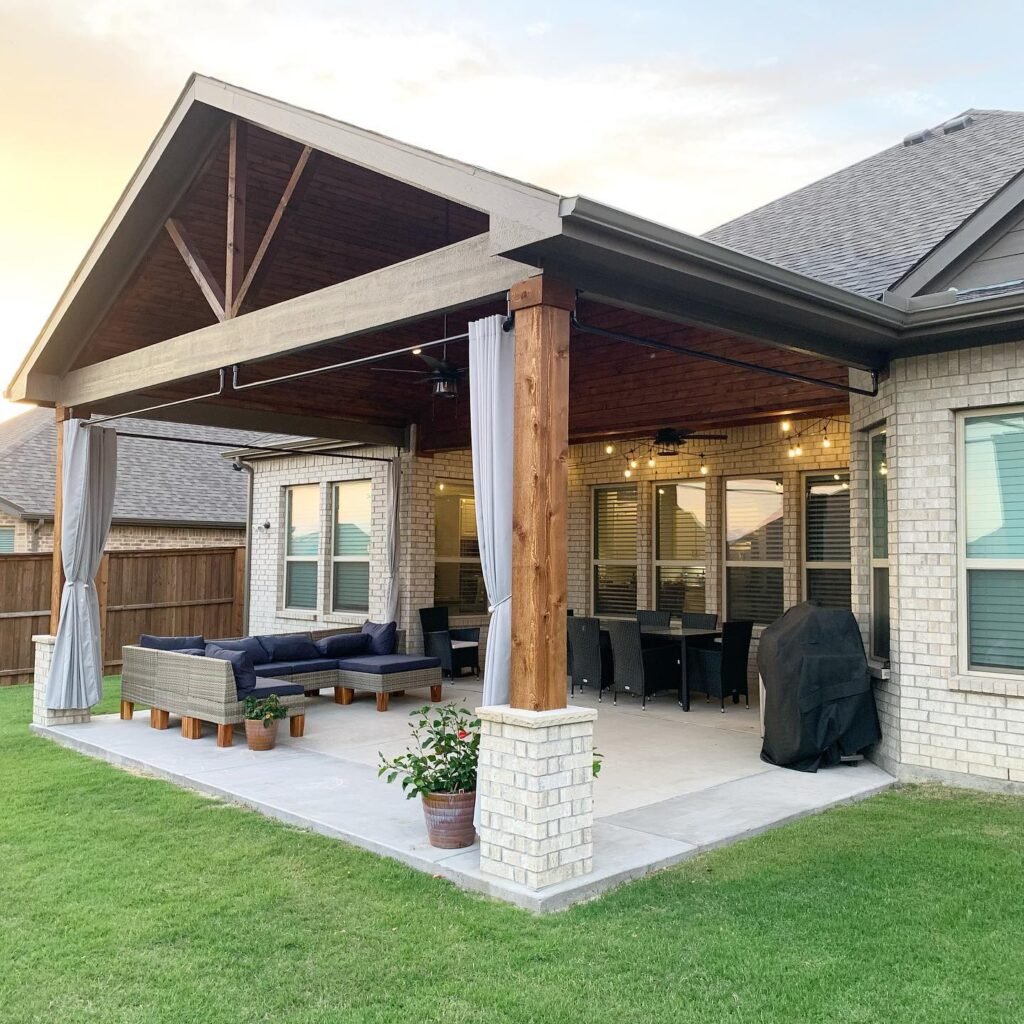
[331,478,372,614]
[282,484,321,611]
[722,475,785,625]
[868,427,890,662]
[591,483,639,617]
[433,479,485,615]
[802,469,852,609]
[956,405,1024,677]
[652,478,707,615]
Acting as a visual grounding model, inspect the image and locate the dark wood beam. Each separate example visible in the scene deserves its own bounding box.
[164,218,226,321]
[232,146,316,316]
[225,118,248,317]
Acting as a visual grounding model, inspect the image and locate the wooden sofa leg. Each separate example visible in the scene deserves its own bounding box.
[334,686,354,705]
[290,714,306,738]
[150,708,169,730]
[430,685,442,703]
[120,700,134,720]
[216,724,234,748]
[181,716,203,740]
[376,693,390,712]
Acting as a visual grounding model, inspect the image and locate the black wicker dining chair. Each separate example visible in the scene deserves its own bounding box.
[688,620,754,712]
[567,616,613,700]
[681,612,719,630]
[419,606,481,679]
[605,619,680,709]
[637,609,672,630]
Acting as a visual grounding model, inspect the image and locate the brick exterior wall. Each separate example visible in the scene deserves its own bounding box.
[851,342,1024,791]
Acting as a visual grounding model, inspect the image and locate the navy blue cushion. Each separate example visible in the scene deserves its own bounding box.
[336,654,439,675]
[139,634,204,651]
[361,620,397,656]
[249,682,306,699]
[207,636,269,666]
[206,645,258,697]
[176,648,206,658]
[253,658,338,678]
[258,633,320,662]
[315,632,370,658]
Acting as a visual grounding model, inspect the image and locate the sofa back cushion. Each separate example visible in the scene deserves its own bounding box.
[205,644,258,697]
[207,636,269,665]
[362,620,397,656]
[259,633,319,662]
[139,634,204,651]
[177,648,206,657]
[315,632,370,658]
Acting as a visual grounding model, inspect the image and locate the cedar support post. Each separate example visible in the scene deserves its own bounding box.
[49,406,73,634]
[507,276,574,712]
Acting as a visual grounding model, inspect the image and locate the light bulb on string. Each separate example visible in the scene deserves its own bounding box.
[623,468,632,479]
[605,444,615,455]
[781,420,791,433]
[699,453,708,475]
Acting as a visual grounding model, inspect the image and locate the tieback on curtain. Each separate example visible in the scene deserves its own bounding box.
[488,594,511,614]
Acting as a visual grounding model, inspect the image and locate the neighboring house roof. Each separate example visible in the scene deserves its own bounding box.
[705,110,1024,298]
[0,409,270,526]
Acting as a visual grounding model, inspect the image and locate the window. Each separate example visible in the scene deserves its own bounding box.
[725,477,784,623]
[0,526,13,553]
[959,409,1024,673]
[332,480,371,613]
[869,430,890,660]
[434,481,485,614]
[592,485,638,616]
[654,481,706,614]
[804,472,851,609]
[284,485,319,609]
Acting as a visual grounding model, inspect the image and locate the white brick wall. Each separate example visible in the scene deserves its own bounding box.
[31,634,90,727]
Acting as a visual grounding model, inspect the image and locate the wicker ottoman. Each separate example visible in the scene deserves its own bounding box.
[333,655,443,711]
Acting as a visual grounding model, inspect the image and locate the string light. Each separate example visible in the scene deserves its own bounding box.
[822,433,831,449]
[438,482,445,491]
[605,444,615,455]
[699,453,708,475]
[788,443,803,458]
[623,468,632,479]
[879,461,888,476]
[647,456,656,468]
[781,420,791,433]
[629,459,639,470]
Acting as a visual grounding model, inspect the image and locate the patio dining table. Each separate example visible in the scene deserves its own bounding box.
[598,620,722,712]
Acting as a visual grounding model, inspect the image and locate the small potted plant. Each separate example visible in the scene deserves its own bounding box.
[243,693,287,751]
[379,703,480,849]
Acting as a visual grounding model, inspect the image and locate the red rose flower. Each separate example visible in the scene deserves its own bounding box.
[457,729,468,739]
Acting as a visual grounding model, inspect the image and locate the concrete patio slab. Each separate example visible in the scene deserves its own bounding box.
[32,684,896,912]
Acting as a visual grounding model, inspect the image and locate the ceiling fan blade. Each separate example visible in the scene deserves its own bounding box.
[371,368,431,377]
[418,353,448,371]
[684,433,728,441]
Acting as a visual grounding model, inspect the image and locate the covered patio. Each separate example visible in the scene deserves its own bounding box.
[11,77,906,905]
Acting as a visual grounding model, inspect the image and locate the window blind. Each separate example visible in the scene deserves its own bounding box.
[593,486,638,615]
[726,566,783,623]
[805,476,851,562]
[332,480,371,613]
[968,569,1024,671]
[655,565,706,615]
[286,485,319,557]
[0,527,13,553]
[656,482,705,561]
[286,561,318,610]
[434,481,485,614]
[726,479,783,561]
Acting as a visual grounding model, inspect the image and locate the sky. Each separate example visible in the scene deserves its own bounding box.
[3,0,1024,421]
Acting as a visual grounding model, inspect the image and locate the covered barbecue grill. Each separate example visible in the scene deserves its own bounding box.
[758,602,881,772]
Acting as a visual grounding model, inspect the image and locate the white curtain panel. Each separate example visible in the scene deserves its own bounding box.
[384,457,401,624]
[45,420,118,709]
[469,314,515,707]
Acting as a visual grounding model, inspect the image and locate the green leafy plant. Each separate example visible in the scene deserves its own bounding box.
[592,751,604,779]
[378,703,480,799]
[243,693,287,725]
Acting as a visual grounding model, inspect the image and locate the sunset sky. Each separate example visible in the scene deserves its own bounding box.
[4,0,1024,421]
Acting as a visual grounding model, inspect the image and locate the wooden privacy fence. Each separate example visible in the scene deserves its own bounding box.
[0,547,245,685]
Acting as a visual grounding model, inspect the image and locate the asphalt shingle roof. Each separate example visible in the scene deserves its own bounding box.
[0,410,273,525]
[704,109,1024,298]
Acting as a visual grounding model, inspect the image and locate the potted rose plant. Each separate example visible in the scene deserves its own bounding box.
[243,693,287,751]
[379,703,479,849]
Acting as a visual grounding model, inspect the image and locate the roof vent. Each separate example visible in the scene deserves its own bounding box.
[902,128,933,147]
[940,113,975,135]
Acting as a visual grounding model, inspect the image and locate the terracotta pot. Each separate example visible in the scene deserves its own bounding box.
[421,791,477,849]
[245,718,279,751]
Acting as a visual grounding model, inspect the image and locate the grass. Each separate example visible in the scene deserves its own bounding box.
[2,682,1023,1023]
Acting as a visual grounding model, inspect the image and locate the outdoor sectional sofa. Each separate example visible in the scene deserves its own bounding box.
[120,623,444,746]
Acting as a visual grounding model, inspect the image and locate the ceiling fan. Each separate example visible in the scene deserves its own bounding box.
[373,351,466,399]
[653,426,727,454]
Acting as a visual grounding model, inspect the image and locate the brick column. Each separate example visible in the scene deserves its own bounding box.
[477,705,597,889]
[31,635,91,728]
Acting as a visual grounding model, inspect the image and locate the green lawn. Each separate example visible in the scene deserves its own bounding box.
[2,682,1023,1023]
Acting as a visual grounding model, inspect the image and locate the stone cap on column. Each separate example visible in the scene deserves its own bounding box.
[32,635,57,646]
[476,704,598,728]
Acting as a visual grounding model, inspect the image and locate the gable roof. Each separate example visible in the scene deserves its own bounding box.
[0,409,269,526]
[704,109,1024,299]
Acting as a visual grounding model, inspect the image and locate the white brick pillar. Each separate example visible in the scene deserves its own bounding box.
[477,705,597,890]
[31,634,91,728]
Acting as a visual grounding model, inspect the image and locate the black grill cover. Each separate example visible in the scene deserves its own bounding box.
[758,602,881,772]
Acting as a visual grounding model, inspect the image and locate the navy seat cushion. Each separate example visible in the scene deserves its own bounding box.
[361,620,397,656]
[253,658,338,678]
[336,654,440,675]
[139,634,204,651]
[249,682,306,699]
[206,645,258,697]
[316,632,370,658]
[176,648,206,657]
[207,636,270,666]
[258,633,320,662]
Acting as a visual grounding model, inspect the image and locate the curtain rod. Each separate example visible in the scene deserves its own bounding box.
[98,431,398,463]
[571,315,879,398]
